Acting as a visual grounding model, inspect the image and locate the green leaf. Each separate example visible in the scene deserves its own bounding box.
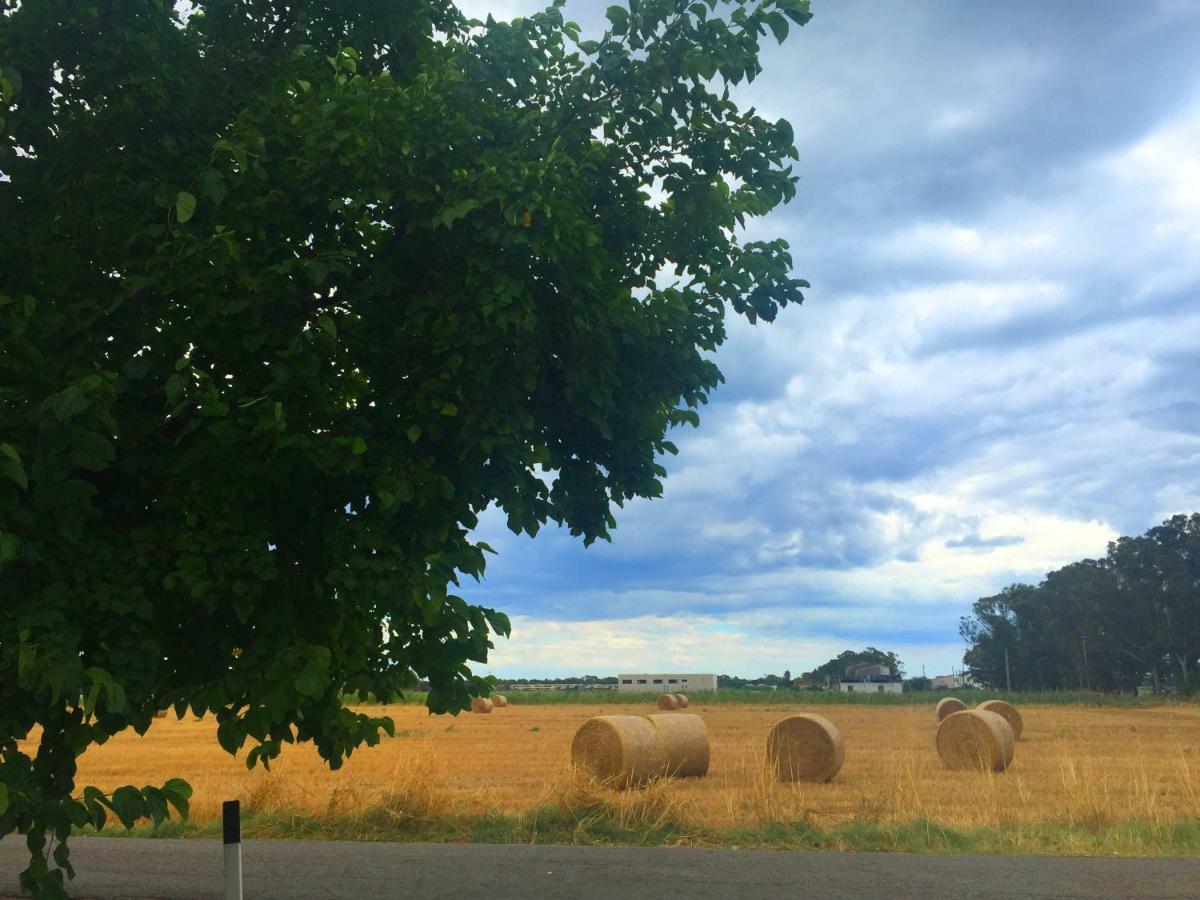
[162,778,192,800]
[161,778,192,819]
[406,424,421,443]
[216,719,246,755]
[83,682,101,719]
[0,443,27,489]
[765,11,789,43]
[109,785,145,829]
[17,631,34,677]
[0,532,21,565]
[175,191,197,224]
[106,679,127,714]
[69,432,116,472]
[0,782,8,815]
[83,787,109,830]
[780,0,813,26]
[199,170,227,206]
[606,5,629,34]
[351,437,367,455]
[142,787,169,826]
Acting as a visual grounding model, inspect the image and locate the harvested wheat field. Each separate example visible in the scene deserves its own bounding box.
[54,702,1200,843]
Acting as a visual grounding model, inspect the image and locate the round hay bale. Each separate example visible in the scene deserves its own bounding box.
[657,693,679,710]
[571,716,668,788]
[936,697,967,721]
[674,694,689,708]
[153,710,168,719]
[647,713,709,778]
[977,699,1023,740]
[767,714,845,783]
[936,709,1014,772]
[492,694,508,708]
[471,697,493,714]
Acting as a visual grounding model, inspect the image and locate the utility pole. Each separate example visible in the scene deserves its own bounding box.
[1004,648,1012,693]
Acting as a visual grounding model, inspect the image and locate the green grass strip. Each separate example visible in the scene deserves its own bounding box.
[90,810,1200,858]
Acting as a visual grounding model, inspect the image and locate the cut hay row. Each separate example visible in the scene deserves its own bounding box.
[647,713,709,777]
[936,697,966,721]
[766,714,845,783]
[977,699,1023,740]
[571,715,671,787]
[568,698,1026,789]
[936,709,1014,772]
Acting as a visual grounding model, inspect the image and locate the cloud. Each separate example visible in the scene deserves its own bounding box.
[461,0,1200,678]
[945,534,1024,551]
[481,612,967,680]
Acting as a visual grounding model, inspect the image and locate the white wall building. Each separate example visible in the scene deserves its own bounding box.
[831,662,904,694]
[836,680,903,694]
[617,673,717,693]
[930,673,966,690]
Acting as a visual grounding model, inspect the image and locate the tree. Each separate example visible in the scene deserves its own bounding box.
[802,648,905,684]
[960,514,1200,694]
[0,0,811,892]
[1108,514,1200,691]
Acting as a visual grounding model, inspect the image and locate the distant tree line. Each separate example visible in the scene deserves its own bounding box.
[801,648,905,684]
[960,514,1200,693]
[497,675,619,686]
[718,649,908,690]
[718,672,796,689]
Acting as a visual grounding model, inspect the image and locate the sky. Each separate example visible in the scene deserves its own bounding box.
[459,0,1200,679]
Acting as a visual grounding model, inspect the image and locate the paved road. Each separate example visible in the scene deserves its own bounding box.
[3,838,1198,899]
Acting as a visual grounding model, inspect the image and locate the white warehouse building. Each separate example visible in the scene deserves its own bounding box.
[617,673,717,693]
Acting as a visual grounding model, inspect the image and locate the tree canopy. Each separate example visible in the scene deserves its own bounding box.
[960,514,1200,694]
[801,648,905,683]
[0,0,810,892]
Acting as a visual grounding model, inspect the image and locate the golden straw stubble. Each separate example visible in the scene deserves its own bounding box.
[977,699,1023,740]
[657,693,679,710]
[646,713,710,778]
[571,715,669,788]
[767,714,845,783]
[936,697,967,721]
[936,709,1015,772]
[471,697,493,714]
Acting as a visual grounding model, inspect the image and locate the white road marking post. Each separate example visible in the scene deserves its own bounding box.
[223,799,243,900]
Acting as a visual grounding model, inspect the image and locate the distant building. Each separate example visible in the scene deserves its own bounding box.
[617,673,718,693]
[930,673,966,690]
[829,662,903,694]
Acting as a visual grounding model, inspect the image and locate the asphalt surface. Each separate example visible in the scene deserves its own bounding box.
[2,838,1198,899]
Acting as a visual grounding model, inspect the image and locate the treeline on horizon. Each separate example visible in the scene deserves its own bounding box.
[960,513,1200,693]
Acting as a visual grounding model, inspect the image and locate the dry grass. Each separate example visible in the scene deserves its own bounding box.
[49,703,1200,833]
